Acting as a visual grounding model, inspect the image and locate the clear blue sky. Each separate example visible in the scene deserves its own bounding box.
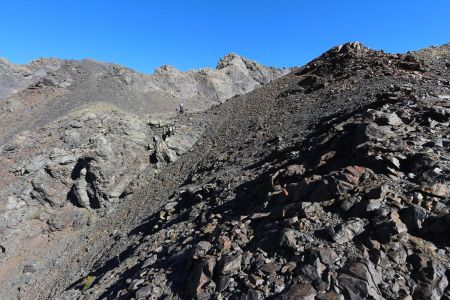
[1,1,449,73]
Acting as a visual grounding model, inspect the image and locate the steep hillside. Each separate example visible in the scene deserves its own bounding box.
[0,42,449,300]
[8,42,448,300]
[0,54,288,298]
[412,42,450,64]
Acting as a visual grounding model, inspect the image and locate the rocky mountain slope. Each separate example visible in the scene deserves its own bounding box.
[1,42,449,300]
[412,42,450,64]
[0,54,288,298]
[0,53,288,143]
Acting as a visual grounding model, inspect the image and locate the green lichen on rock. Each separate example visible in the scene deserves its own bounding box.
[82,275,96,291]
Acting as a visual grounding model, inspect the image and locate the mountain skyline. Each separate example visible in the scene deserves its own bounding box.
[1,1,449,73]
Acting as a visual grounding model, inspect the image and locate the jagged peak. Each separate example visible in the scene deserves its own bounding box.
[154,64,180,74]
[322,42,370,59]
[216,53,255,70]
[300,41,374,72]
[336,41,367,52]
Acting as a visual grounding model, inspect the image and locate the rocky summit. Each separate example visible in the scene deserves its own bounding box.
[0,42,449,300]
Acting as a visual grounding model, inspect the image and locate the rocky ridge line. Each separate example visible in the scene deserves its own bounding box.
[36,42,450,299]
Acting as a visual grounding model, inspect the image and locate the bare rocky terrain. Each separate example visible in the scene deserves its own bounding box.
[0,54,288,299]
[0,42,449,300]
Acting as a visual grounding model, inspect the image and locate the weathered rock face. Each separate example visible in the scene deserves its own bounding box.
[0,54,288,144]
[36,42,450,300]
[2,42,450,300]
[0,57,63,100]
[0,54,287,296]
[0,105,208,296]
[151,53,288,104]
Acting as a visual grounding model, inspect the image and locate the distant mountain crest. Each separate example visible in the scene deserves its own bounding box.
[216,52,247,69]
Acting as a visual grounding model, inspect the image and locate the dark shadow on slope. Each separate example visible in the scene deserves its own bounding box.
[66,244,136,292]
[68,89,419,298]
[80,141,322,298]
[67,185,222,298]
